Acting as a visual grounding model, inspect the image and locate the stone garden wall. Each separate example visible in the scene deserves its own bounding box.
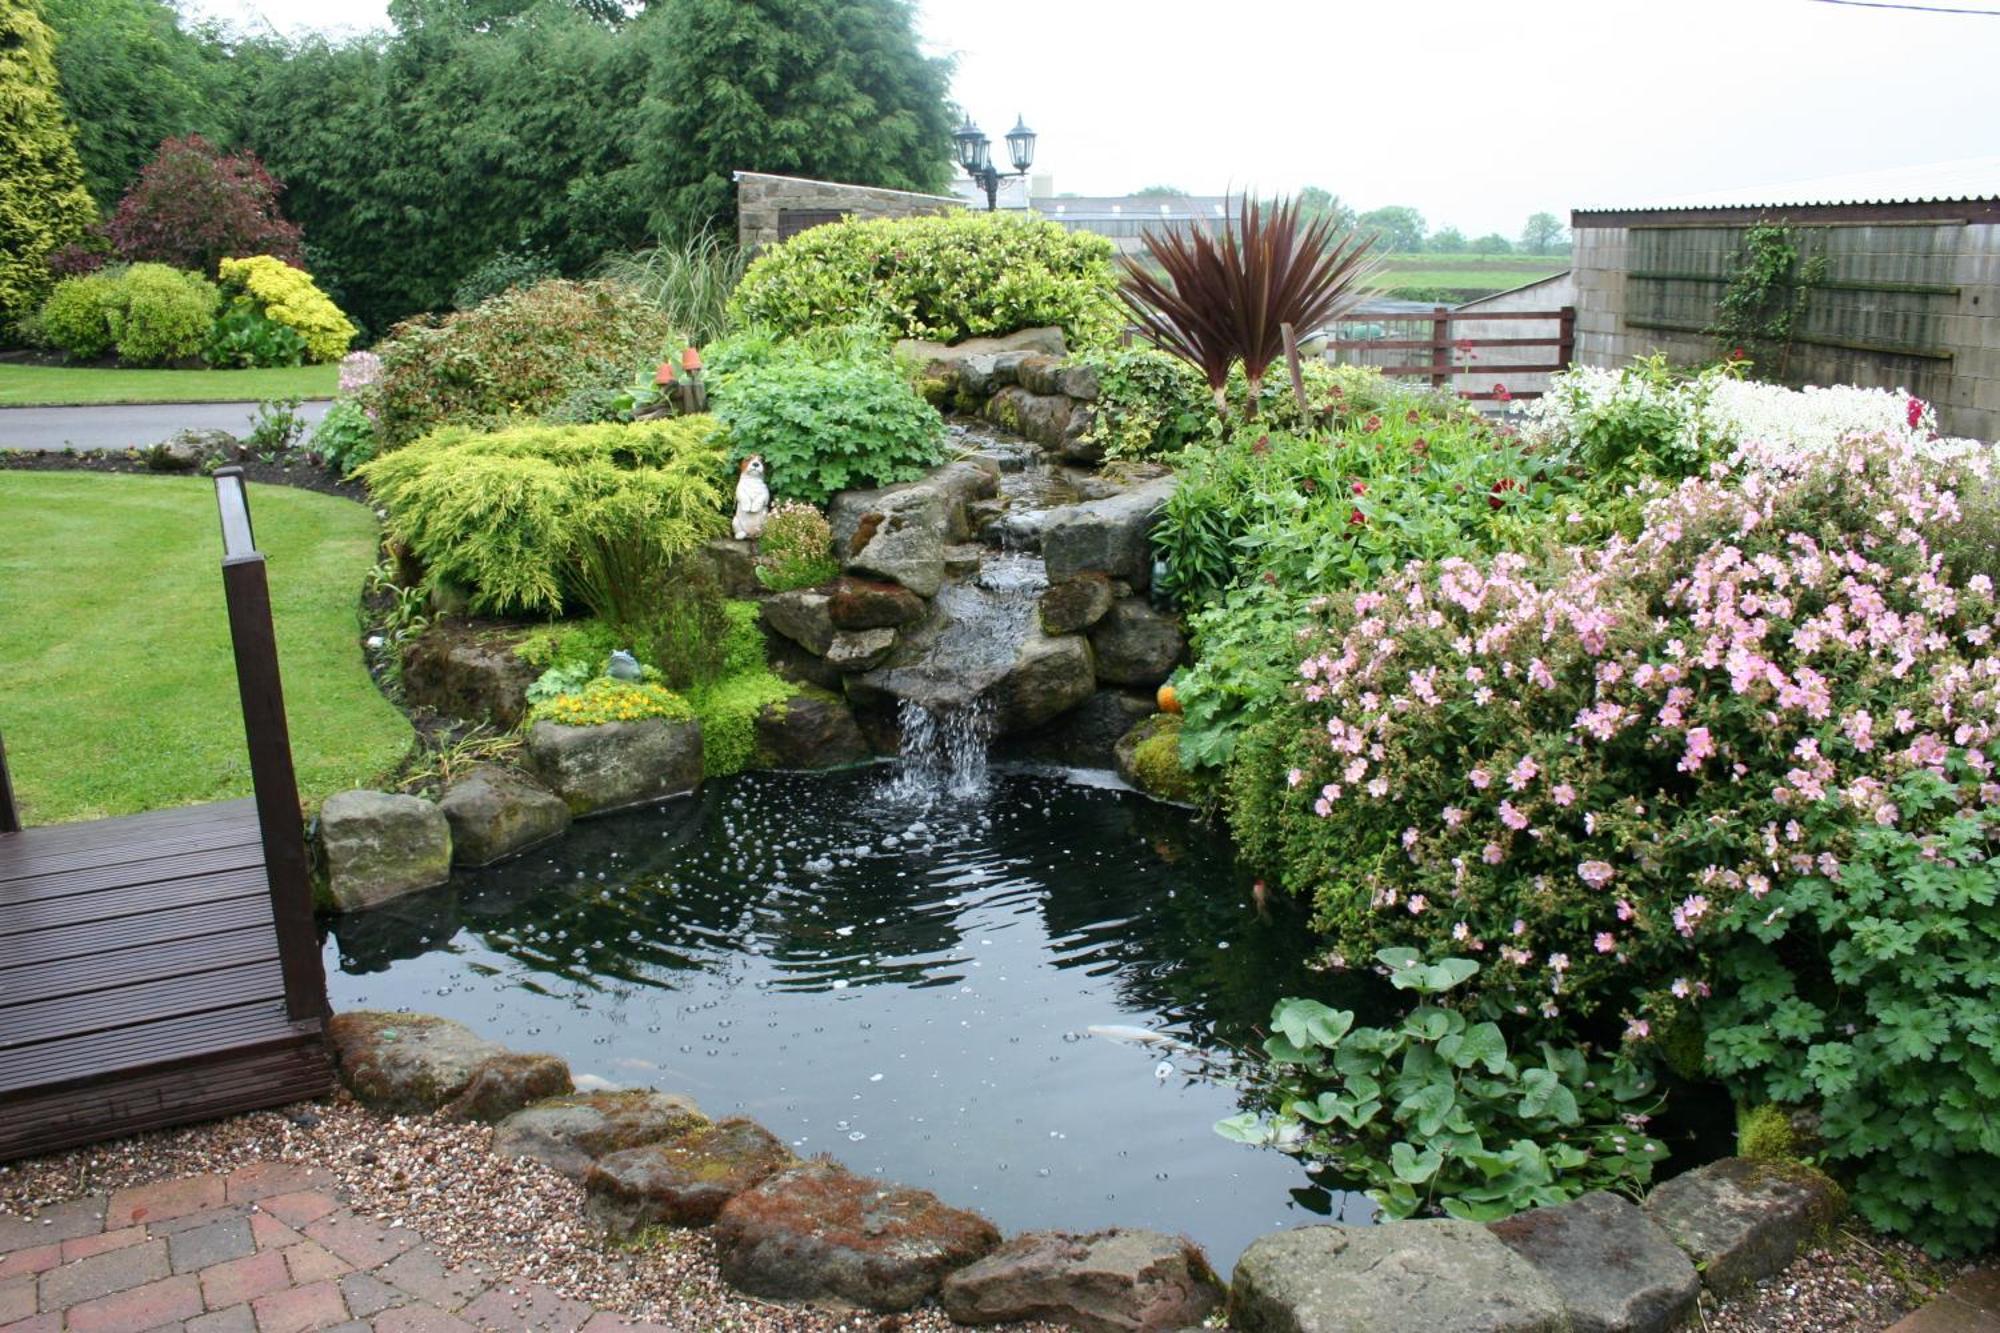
[734,171,964,253]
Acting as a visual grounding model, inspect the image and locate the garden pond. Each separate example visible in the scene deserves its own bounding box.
[322,762,1386,1267]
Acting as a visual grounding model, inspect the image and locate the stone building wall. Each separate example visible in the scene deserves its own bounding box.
[1572,215,2000,441]
[734,172,964,253]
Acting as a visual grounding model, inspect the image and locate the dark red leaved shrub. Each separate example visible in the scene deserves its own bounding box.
[107,136,304,277]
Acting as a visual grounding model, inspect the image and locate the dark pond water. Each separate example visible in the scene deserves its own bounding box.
[322,766,1391,1269]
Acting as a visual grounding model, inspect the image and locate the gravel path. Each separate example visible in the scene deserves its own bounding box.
[0,1094,1971,1333]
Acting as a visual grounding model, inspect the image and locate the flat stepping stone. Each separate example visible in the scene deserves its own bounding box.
[1887,1268,2000,1333]
[1641,1157,1844,1294]
[1230,1220,1567,1333]
[491,1091,706,1180]
[327,1012,571,1121]
[584,1118,793,1235]
[712,1159,1000,1311]
[940,1227,1222,1332]
[1489,1190,1699,1333]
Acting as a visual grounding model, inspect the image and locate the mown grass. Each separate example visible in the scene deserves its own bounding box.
[0,363,340,406]
[0,472,412,823]
[1375,252,1568,294]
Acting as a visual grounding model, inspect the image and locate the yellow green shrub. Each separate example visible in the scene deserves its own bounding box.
[218,255,355,363]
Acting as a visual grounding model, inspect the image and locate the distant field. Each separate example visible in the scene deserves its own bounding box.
[1374,253,1568,296]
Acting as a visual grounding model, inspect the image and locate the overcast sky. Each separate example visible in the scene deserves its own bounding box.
[184,0,2000,239]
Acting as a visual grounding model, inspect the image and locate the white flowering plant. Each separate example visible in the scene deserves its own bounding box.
[1235,431,2000,1251]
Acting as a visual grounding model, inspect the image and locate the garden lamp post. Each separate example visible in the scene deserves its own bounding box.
[954,114,1036,211]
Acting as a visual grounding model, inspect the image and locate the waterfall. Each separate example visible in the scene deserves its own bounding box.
[881,697,995,803]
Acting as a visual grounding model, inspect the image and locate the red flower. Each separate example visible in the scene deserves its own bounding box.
[1411,436,1428,454]
[1488,476,1520,510]
[1455,338,1474,354]
[1251,434,1271,456]
[1906,396,1926,429]
[1729,346,1746,361]
[1349,507,1367,527]
[1492,383,1512,403]
[1351,480,1367,496]
[654,362,677,385]
[681,346,703,372]
[1300,477,1318,494]
[1363,414,1383,433]
[1405,409,1421,425]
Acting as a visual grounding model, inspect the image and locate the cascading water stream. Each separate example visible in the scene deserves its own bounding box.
[879,697,995,803]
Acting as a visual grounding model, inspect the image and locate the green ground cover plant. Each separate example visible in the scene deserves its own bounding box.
[729,212,1121,346]
[31,262,219,365]
[0,471,411,822]
[0,362,336,404]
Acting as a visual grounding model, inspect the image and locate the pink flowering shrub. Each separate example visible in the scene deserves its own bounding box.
[1241,433,2000,1251]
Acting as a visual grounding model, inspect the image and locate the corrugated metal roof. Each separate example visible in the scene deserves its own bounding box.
[1576,157,2000,214]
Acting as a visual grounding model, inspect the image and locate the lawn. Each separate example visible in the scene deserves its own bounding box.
[0,363,340,406]
[1375,253,1568,296]
[0,472,413,824]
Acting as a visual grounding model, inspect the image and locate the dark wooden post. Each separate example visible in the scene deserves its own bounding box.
[0,730,19,834]
[1430,306,1452,391]
[1557,304,1577,369]
[213,468,328,1023]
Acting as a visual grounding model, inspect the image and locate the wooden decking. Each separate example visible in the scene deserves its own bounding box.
[0,798,334,1160]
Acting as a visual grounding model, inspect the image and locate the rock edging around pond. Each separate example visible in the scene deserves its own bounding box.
[328,1011,1845,1333]
[327,1010,1223,1329]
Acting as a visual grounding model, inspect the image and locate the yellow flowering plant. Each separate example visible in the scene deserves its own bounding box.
[217,255,357,363]
[529,676,693,728]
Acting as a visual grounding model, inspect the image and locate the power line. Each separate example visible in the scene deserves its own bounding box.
[1806,0,2000,14]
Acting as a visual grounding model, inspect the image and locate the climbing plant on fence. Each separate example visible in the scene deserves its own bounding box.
[1707,222,1827,379]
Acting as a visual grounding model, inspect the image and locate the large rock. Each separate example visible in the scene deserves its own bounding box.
[987,631,1096,733]
[896,326,1068,383]
[760,589,835,656]
[318,790,453,912]
[1490,1191,1699,1333]
[1089,599,1186,687]
[829,462,997,552]
[984,385,1075,451]
[827,578,926,630]
[1642,1157,1844,1295]
[713,1160,1001,1311]
[753,691,871,769]
[1013,354,1065,396]
[146,428,237,471]
[846,500,947,597]
[1114,714,1198,804]
[1042,476,1176,587]
[940,1228,1222,1333]
[436,765,570,868]
[1231,1221,1567,1333]
[1055,406,1104,466]
[1010,689,1157,768]
[1040,574,1116,635]
[824,627,899,673]
[765,632,844,692]
[1057,363,1102,402]
[401,625,538,727]
[526,718,703,817]
[696,537,762,599]
[492,1090,706,1180]
[586,1118,795,1236]
[327,1012,571,1121]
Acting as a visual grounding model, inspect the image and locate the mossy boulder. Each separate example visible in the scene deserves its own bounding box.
[585,1117,795,1235]
[317,789,453,912]
[713,1159,1000,1310]
[326,1011,571,1121]
[752,688,871,770]
[1641,1157,1846,1294]
[492,1090,707,1180]
[1114,715,1199,804]
[941,1228,1223,1332]
[525,717,703,816]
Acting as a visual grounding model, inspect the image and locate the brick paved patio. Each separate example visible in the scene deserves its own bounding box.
[0,1165,666,1333]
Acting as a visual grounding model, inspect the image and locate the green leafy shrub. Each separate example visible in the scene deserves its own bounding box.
[33,267,123,360]
[706,330,945,504]
[1241,435,2000,1253]
[688,668,795,778]
[203,302,307,368]
[308,398,378,474]
[0,0,97,335]
[638,562,730,691]
[354,416,729,616]
[35,262,219,365]
[1072,345,1218,461]
[1219,950,1667,1220]
[453,248,557,311]
[729,212,1121,346]
[371,279,677,448]
[755,501,840,591]
[530,676,693,728]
